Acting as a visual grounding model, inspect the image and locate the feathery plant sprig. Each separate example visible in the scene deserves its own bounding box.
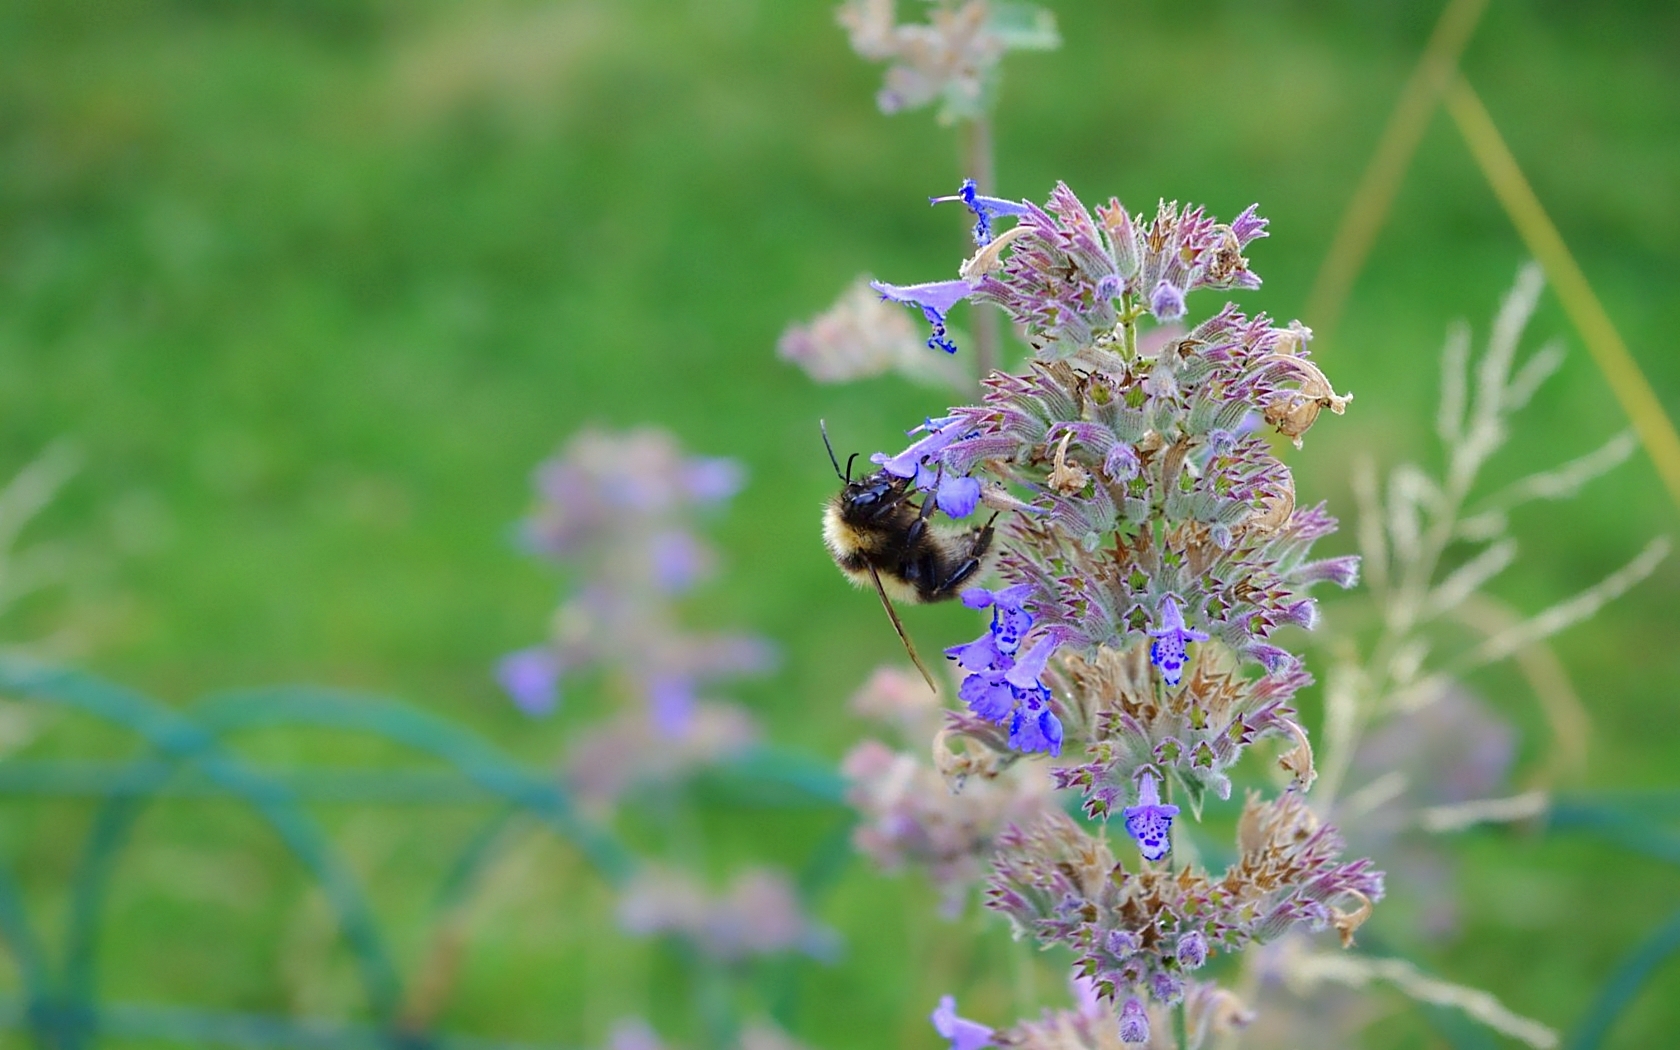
[1318,264,1665,814]
[1221,265,1665,1050]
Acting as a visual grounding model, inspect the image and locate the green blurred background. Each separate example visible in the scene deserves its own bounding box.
[0,0,1677,1047]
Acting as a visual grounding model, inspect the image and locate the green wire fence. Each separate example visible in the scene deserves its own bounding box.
[0,657,847,1050]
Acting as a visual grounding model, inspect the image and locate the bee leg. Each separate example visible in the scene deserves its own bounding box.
[902,484,941,549]
[943,514,1001,592]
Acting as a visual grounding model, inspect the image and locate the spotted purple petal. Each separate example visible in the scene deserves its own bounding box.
[1123,771,1179,862]
[1148,595,1210,686]
[959,669,1017,722]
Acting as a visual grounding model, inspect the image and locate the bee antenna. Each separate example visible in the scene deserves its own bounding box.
[844,453,858,483]
[819,420,847,482]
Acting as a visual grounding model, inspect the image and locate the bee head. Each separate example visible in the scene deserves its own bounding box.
[839,471,912,521]
[822,421,914,525]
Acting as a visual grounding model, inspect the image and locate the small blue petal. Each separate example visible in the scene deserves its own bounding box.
[1148,596,1210,685]
[1008,699,1062,756]
[1003,633,1057,690]
[1176,931,1208,970]
[935,474,981,518]
[871,278,977,354]
[961,588,996,610]
[959,670,1016,722]
[946,630,1003,672]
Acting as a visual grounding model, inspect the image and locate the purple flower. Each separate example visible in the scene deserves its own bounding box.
[934,473,982,518]
[930,178,1029,245]
[931,995,994,1050]
[947,627,1003,672]
[871,278,977,355]
[958,668,1016,722]
[497,648,562,716]
[1105,929,1140,956]
[1148,595,1209,686]
[1150,971,1183,1005]
[1009,686,1063,756]
[682,456,745,502]
[875,415,969,478]
[1149,279,1186,322]
[1176,930,1208,970]
[963,584,1033,654]
[947,589,1064,755]
[1123,771,1179,862]
[1003,632,1058,691]
[1103,442,1140,481]
[872,416,984,520]
[647,675,696,737]
[1118,997,1150,1044]
[650,529,708,593]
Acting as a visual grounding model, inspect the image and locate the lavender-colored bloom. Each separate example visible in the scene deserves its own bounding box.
[990,805,1381,1019]
[837,0,1057,124]
[1003,631,1058,691]
[931,995,995,1050]
[606,1019,667,1050]
[876,415,971,476]
[958,668,1016,722]
[619,868,837,963]
[1177,930,1208,970]
[684,457,744,502]
[649,529,710,593]
[946,590,1062,754]
[647,675,697,737]
[779,277,970,387]
[496,648,561,716]
[511,428,773,801]
[1149,279,1186,322]
[1148,595,1209,686]
[934,472,982,517]
[931,178,1029,244]
[1103,442,1140,481]
[963,584,1033,653]
[1009,685,1063,757]
[1149,971,1183,1006]
[871,278,977,354]
[1122,771,1179,862]
[1117,997,1150,1044]
[872,416,983,520]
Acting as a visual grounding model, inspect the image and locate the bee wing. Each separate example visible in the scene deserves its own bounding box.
[866,563,939,694]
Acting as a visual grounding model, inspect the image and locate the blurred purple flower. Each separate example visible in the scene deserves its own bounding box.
[496,648,562,716]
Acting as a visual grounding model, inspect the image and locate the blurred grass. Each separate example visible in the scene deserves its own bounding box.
[0,0,1677,1047]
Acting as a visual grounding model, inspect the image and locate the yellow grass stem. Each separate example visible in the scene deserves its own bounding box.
[1303,0,1490,344]
[1445,77,1680,514]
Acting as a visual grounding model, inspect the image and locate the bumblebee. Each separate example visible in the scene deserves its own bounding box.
[820,423,996,690]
